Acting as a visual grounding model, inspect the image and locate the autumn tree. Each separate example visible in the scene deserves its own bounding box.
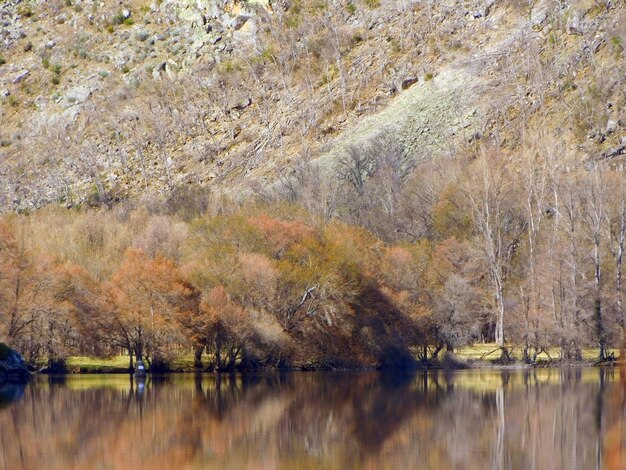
[106,248,198,370]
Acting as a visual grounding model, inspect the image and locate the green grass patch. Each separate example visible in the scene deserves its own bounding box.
[66,355,131,373]
[65,354,214,373]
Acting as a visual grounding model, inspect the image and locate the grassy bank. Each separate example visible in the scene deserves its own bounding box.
[58,344,622,374]
[64,355,213,373]
[454,343,620,364]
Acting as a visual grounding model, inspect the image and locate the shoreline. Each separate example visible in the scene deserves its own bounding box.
[33,358,622,375]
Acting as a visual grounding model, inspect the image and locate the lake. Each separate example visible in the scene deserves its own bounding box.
[0,368,624,469]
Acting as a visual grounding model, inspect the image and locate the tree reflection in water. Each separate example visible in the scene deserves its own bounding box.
[0,368,624,469]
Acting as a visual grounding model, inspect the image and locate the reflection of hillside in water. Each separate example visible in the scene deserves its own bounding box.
[0,369,624,469]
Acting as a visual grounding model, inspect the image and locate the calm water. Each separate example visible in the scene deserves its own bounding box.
[0,368,625,469]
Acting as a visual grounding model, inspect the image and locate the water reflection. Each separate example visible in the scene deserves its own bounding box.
[0,382,25,410]
[0,368,624,469]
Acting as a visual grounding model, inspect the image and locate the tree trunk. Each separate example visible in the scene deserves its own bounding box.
[214,336,222,371]
[616,207,626,358]
[494,282,508,360]
[194,344,204,370]
[594,235,606,361]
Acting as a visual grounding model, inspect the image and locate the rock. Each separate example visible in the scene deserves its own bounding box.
[165,59,179,80]
[601,143,626,160]
[233,15,251,31]
[121,9,131,20]
[178,5,205,29]
[531,9,547,29]
[0,89,9,98]
[0,343,30,383]
[566,10,583,35]
[152,61,166,79]
[483,0,496,17]
[229,94,252,110]
[136,30,149,41]
[471,0,495,19]
[606,119,618,134]
[401,77,419,90]
[64,85,94,106]
[45,39,56,49]
[34,95,46,110]
[12,69,29,84]
[222,13,251,30]
[190,39,205,53]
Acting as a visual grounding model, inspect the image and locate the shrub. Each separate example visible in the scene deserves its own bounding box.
[17,5,33,17]
[0,57,5,66]
[390,38,401,54]
[364,0,380,8]
[51,76,60,85]
[611,36,623,58]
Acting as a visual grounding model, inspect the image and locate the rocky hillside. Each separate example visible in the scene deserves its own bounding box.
[0,0,624,211]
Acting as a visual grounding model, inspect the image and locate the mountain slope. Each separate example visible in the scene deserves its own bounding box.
[0,0,624,211]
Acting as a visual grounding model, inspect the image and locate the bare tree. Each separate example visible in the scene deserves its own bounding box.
[464,150,526,360]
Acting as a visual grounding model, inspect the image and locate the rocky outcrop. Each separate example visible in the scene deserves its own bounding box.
[0,343,30,382]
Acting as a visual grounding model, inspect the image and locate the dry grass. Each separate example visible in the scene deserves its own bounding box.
[454,343,620,363]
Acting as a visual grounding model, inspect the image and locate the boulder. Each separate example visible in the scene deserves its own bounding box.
[0,343,30,383]
[606,118,618,134]
[530,9,547,29]
[401,77,419,90]
[136,30,150,41]
[64,85,94,106]
[566,10,583,35]
[228,94,251,110]
[12,69,29,84]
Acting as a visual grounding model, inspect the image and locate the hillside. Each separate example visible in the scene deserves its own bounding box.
[0,0,623,211]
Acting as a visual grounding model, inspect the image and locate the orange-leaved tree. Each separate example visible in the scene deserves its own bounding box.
[106,248,198,370]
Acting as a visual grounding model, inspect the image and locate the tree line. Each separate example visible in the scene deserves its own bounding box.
[1,143,626,369]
